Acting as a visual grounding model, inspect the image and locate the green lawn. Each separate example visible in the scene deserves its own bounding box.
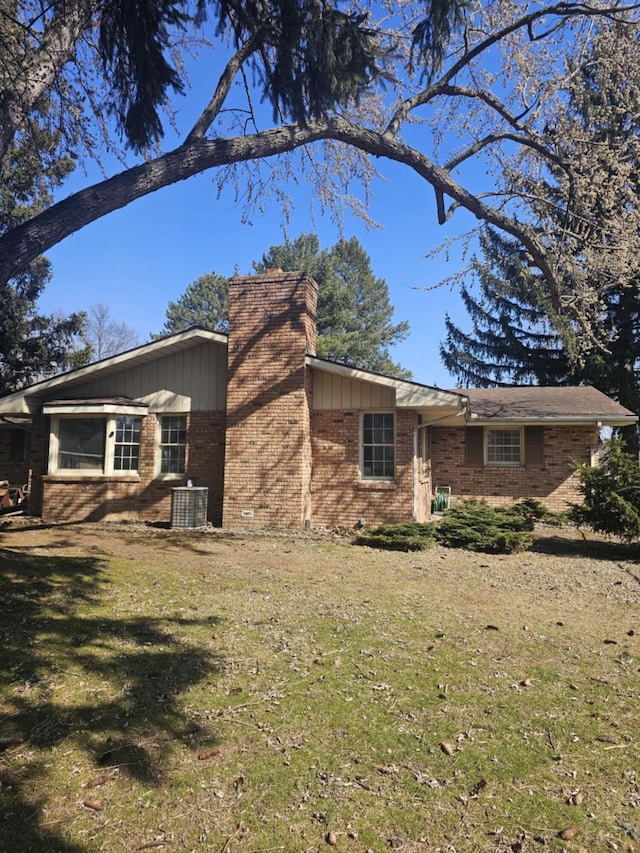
[0,524,638,852]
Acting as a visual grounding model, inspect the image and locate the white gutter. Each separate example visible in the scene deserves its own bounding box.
[469,415,637,427]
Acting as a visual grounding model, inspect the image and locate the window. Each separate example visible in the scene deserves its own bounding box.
[466,426,544,468]
[58,418,105,470]
[485,429,522,465]
[9,429,28,463]
[48,415,142,474]
[361,412,395,479]
[114,416,142,471]
[159,415,186,474]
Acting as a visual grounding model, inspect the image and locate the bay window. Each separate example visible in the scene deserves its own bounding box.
[44,402,146,475]
[114,416,142,471]
[57,418,106,471]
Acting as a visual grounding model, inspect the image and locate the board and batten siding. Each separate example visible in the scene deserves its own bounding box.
[312,370,395,410]
[69,342,227,412]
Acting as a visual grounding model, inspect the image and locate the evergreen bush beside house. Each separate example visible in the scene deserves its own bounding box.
[433,500,535,554]
[571,439,640,542]
[355,500,540,554]
[354,522,437,552]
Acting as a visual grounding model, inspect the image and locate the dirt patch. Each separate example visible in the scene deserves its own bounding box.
[2,517,638,624]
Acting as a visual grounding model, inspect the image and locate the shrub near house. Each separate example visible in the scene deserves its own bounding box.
[356,499,561,554]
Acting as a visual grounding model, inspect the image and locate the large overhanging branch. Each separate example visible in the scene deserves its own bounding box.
[0,116,562,309]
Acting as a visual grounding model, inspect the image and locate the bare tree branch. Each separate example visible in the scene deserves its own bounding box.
[186,31,264,143]
[0,0,93,159]
[0,115,562,311]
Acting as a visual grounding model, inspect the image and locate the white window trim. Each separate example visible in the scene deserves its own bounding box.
[48,414,142,476]
[360,410,396,482]
[484,426,524,467]
[156,414,187,478]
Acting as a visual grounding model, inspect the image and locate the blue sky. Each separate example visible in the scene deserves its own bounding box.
[40,156,478,389]
[37,48,481,390]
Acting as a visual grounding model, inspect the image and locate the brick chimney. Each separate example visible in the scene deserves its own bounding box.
[222,270,318,527]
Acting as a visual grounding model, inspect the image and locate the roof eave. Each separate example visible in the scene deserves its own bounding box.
[306,356,470,411]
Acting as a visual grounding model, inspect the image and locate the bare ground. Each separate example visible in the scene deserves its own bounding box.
[2,517,638,633]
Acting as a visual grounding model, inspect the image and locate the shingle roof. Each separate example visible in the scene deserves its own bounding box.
[459,386,636,422]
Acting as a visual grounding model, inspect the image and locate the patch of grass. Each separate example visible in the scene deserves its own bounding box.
[0,528,638,852]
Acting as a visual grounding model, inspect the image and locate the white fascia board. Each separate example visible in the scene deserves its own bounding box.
[306,356,469,410]
[43,402,149,416]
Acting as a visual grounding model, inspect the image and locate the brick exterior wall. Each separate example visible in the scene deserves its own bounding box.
[32,412,225,524]
[311,408,421,527]
[8,270,617,529]
[430,424,598,510]
[222,271,317,528]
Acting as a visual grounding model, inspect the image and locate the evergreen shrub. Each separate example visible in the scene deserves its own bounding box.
[354,522,436,551]
[510,496,569,526]
[434,500,534,553]
[571,439,640,542]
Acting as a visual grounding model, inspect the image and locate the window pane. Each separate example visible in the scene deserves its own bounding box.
[361,413,395,479]
[114,416,141,471]
[162,416,186,445]
[58,419,105,471]
[116,416,141,444]
[486,430,521,464]
[161,445,185,474]
[160,416,186,474]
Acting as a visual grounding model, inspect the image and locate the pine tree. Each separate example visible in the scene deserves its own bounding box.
[441,229,573,387]
[0,116,86,394]
[441,23,640,450]
[159,273,230,336]
[255,234,411,377]
[158,234,411,378]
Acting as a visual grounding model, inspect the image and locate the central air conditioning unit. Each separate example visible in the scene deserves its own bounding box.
[171,487,208,529]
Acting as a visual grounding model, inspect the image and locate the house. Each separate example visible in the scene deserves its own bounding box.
[0,270,636,527]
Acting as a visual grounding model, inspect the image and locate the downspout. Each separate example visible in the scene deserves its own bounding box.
[413,425,418,521]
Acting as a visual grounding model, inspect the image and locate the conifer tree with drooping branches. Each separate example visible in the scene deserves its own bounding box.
[441,22,640,451]
[1,0,640,362]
